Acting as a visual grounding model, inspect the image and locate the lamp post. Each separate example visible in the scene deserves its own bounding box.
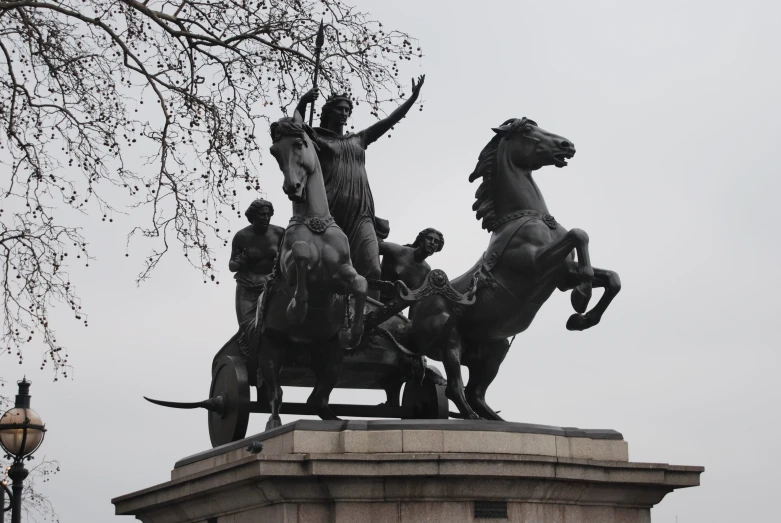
[0,379,46,523]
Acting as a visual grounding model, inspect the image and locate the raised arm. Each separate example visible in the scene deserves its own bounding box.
[295,88,320,122]
[360,75,425,147]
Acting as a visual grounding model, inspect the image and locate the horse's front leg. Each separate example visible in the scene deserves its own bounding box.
[466,338,510,421]
[382,381,402,407]
[534,228,593,313]
[562,267,621,331]
[443,326,481,420]
[307,338,344,421]
[336,263,367,348]
[285,241,310,324]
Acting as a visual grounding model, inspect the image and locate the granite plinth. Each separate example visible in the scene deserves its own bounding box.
[112,420,703,523]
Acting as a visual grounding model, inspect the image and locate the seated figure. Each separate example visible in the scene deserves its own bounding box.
[379,228,444,302]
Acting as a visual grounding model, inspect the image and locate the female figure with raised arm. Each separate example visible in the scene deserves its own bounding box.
[294,76,426,298]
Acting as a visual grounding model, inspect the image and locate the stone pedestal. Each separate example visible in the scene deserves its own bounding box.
[112,420,702,522]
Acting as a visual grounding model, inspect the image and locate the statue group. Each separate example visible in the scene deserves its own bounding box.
[236,76,621,426]
[148,76,621,444]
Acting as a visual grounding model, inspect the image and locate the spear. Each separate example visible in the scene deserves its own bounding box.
[309,20,325,126]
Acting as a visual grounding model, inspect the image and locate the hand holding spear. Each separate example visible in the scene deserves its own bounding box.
[308,21,325,126]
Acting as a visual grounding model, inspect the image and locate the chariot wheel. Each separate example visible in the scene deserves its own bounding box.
[208,355,250,448]
[402,366,449,419]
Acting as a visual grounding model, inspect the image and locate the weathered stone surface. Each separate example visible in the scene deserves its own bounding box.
[340,430,403,453]
[336,502,399,522]
[508,502,566,523]
[298,503,335,523]
[294,430,341,454]
[399,501,471,522]
[173,419,623,470]
[443,430,557,456]
[115,422,702,523]
[555,435,629,461]
[262,431,294,455]
[401,429,444,453]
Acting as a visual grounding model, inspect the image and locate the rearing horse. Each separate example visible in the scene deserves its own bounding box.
[257,111,367,428]
[409,117,621,420]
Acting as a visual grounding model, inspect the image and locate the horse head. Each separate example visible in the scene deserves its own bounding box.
[492,117,576,170]
[269,111,320,202]
[470,118,578,231]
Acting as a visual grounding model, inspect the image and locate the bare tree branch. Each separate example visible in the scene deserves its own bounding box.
[1,454,61,522]
[0,0,422,375]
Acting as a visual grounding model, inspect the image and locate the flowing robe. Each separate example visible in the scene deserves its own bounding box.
[313,127,381,280]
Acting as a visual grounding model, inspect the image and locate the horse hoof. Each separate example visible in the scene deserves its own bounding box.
[315,407,341,421]
[265,416,282,431]
[571,285,591,313]
[469,402,505,421]
[566,313,589,331]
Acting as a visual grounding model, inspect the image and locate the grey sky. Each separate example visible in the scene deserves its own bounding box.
[6,0,780,521]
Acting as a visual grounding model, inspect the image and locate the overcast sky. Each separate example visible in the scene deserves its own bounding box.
[5,0,780,521]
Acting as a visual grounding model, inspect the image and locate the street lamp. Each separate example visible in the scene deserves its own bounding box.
[0,379,46,523]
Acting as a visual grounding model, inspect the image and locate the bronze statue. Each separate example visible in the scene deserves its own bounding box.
[229,199,284,325]
[379,228,444,302]
[295,76,426,298]
[409,118,621,421]
[146,111,623,442]
[257,112,368,428]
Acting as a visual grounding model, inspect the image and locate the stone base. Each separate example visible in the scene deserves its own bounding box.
[112,420,702,522]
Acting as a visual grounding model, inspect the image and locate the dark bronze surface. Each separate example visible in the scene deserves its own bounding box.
[379,228,443,304]
[408,118,620,421]
[229,199,284,325]
[252,111,371,430]
[147,114,621,448]
[294,76,426,295]
[208,356,250,448]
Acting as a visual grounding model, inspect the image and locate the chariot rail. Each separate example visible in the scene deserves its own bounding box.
[145,270,471,447]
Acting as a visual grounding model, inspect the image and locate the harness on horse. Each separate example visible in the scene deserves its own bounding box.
[411,210,559,352]
[470,210,560,296]
[240,217,339,356]
[490,209,558,233]
[240,210,558,357]
[288,214,337,234]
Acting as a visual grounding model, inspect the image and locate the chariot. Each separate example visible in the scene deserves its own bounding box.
[147,269,474,448]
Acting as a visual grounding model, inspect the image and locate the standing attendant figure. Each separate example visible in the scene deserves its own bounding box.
[229,199,285,325]
[294,76,426,299]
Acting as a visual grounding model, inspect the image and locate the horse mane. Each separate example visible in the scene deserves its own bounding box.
[468,117,530,231]
[270,117,321,150]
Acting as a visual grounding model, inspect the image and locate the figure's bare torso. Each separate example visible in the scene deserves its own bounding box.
[380,244,432,291]
[232,224,284,287]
